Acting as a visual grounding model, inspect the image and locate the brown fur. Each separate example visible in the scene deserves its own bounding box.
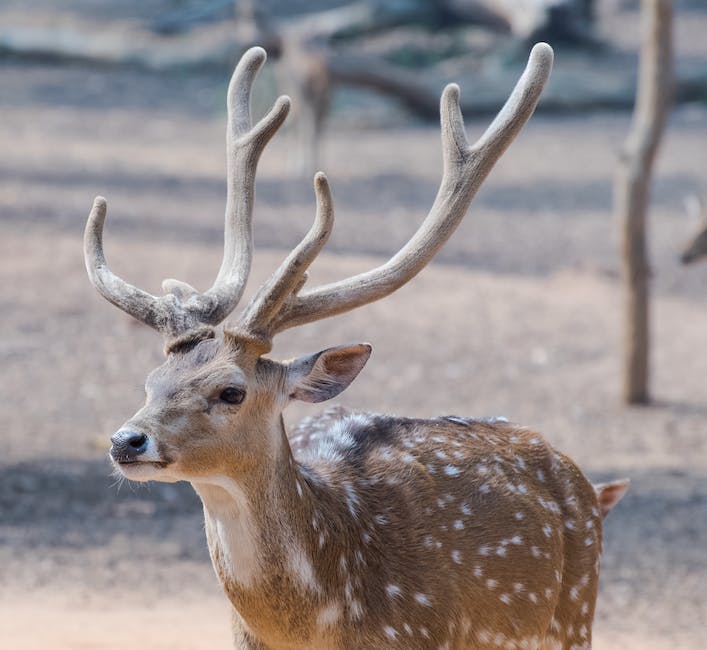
[113,335,617,649]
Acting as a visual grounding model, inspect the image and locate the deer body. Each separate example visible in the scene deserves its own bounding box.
[203,409,602,650]
[84,45,628,649]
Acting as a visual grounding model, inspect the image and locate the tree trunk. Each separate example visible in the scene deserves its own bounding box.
[616,0,672,405]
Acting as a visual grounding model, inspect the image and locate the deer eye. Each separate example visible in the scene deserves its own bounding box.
[219,387,246,405]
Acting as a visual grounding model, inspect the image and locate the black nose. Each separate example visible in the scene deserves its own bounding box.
[110,429,148,461]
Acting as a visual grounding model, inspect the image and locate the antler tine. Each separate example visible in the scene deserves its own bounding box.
[85,197,217,337]
[238,172,335,338]
[85,197,170,330]
[269,43,553,334]
[202,47,291,325]
[471,43,554,163]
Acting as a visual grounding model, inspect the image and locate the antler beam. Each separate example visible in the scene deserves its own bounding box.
[247,43,553,336]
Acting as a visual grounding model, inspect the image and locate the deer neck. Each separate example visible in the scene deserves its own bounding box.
[191,416,331,648]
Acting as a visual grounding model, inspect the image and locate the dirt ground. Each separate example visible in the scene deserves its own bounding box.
[2,3,707,649]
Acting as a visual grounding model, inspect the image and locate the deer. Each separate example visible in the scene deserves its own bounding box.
[681,195,707,264]
[84,44,629,650]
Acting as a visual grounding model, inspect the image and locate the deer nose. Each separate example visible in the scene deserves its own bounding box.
[110,429,149,461]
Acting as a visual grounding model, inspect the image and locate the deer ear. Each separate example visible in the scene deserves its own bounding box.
[594,479,630,518]
[288,344,372,403]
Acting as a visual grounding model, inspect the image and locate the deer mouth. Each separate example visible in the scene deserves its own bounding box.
[114,458,169,468]
[112,457,174,483]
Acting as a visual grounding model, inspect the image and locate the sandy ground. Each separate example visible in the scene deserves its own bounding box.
[2,4,707,648]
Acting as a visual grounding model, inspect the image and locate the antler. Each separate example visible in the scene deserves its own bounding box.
[241,43,553,339]
[84,47,290,340]
[87,44,553,351]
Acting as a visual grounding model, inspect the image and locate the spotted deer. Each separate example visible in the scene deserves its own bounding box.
[85,45,629,650]
[681,195,707,264]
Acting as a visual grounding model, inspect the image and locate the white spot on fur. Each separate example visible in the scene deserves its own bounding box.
[343,481,359,517]
[350,599,364,620]
[287,543,320,593]
[444,465,461,476]
[317,601,341,628]
[383,625,398,640]
[386,583,402,599]
[452,549,462,563]
[414,593,432,606]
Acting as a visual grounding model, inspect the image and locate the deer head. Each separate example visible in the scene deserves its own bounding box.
[85,45,553,487]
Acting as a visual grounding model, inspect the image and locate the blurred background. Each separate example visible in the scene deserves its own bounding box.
[1,1,706,648]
